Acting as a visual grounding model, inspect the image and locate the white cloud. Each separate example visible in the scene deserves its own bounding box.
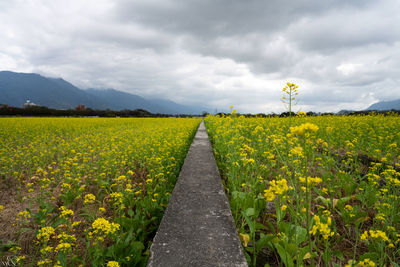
[337,63,363,76]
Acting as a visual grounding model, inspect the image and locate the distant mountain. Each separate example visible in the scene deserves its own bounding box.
[367,99,400,111]
[150,98,208,115]
[337,110,355,115]
[0,71,107,109]
[0,71,207,114]
[86,89,170,114]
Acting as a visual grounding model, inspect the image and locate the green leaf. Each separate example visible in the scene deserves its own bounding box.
[274,243,294,267]
[242,212,255,234]
[284,243,297,255]
[245,208,255,217]
[255,234,274,251]
[127,209,135,217]
[294,225,307,245]
[297,246,311,262]
[0,241,16,252]
[132,241,144,251]
[255,222,267,231]
[332,250,343,260]
[359,252,379,261]
[315,196,329,207]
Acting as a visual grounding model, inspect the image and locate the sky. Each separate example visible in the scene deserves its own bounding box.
[1,0,400,113]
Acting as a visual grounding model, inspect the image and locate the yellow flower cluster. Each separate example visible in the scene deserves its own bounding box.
[357,258,376,267]
[299,176,322,187]
[91,218,120,236]
[282,82,299,95]
[289,146,303,157]
[107,261,120,267]
[290,123,319,136]
[297,112,307,117]
[60,206,74,218]
[310,215,335,240]
[84,193,96,205]
[37,226,55,242]
[55,242,72,253]
[16,210,31,224]
[37,259,52,266]
[113,175,127,184]
[264,179,289,201]
[360,229,390,243]
[109,192,124,206]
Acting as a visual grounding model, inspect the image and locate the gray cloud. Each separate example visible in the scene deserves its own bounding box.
[0,0,399,113]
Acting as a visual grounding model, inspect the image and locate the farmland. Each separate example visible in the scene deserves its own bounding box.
[205,114,400,266]
[0,118,200,266]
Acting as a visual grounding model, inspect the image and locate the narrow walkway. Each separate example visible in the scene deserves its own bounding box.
[147,121,247,267]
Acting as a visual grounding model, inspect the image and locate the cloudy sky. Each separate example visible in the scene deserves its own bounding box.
[1,0,399,113]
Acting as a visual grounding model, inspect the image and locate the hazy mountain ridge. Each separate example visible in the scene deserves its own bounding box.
[0,71,206,114]
[367,99,400,111]
[85,88,170,114]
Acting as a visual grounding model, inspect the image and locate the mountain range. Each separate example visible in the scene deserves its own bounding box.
[366,99,400,111]
[0,71,207,114]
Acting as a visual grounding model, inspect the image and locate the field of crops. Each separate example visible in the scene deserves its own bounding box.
[205,114,400,267]
[0,118,200,266]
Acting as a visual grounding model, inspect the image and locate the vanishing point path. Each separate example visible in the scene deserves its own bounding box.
[147,121,248,267]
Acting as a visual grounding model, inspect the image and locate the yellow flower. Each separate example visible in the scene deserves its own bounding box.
[0,205,4,212]
[289,146,303,157]
[299,176,322,187]
[15,256,26,263]
[264,179,289,201]
[297,111,307,117]
[37,259,52,266]
[290,123,319,136]
[91,218,120,236]
[113,175,127,183]
[16,210,31,223]
[107,261,120,267]
[84,194,96,205]
[345,205,353,211]
[264,189,275,201]
[60,206,74,218]
[40,246,53,254]
[360,229,390,243]
[55,242,72,252]
[109,192,123,205]
[72,221,82,228]
[239,233,250,247]
[281,205,287,211]
[309,215,334,240]
[358,258,376,266]
[37,226,55,242]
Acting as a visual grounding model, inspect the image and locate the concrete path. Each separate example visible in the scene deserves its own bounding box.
[147,121,248,267]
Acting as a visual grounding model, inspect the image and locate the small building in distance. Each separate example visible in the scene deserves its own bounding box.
[23,100,37,108]
[75,104,86,111]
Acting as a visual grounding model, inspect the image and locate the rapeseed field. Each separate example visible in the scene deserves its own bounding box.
[0,118,200,266]
[205,114,400,266]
